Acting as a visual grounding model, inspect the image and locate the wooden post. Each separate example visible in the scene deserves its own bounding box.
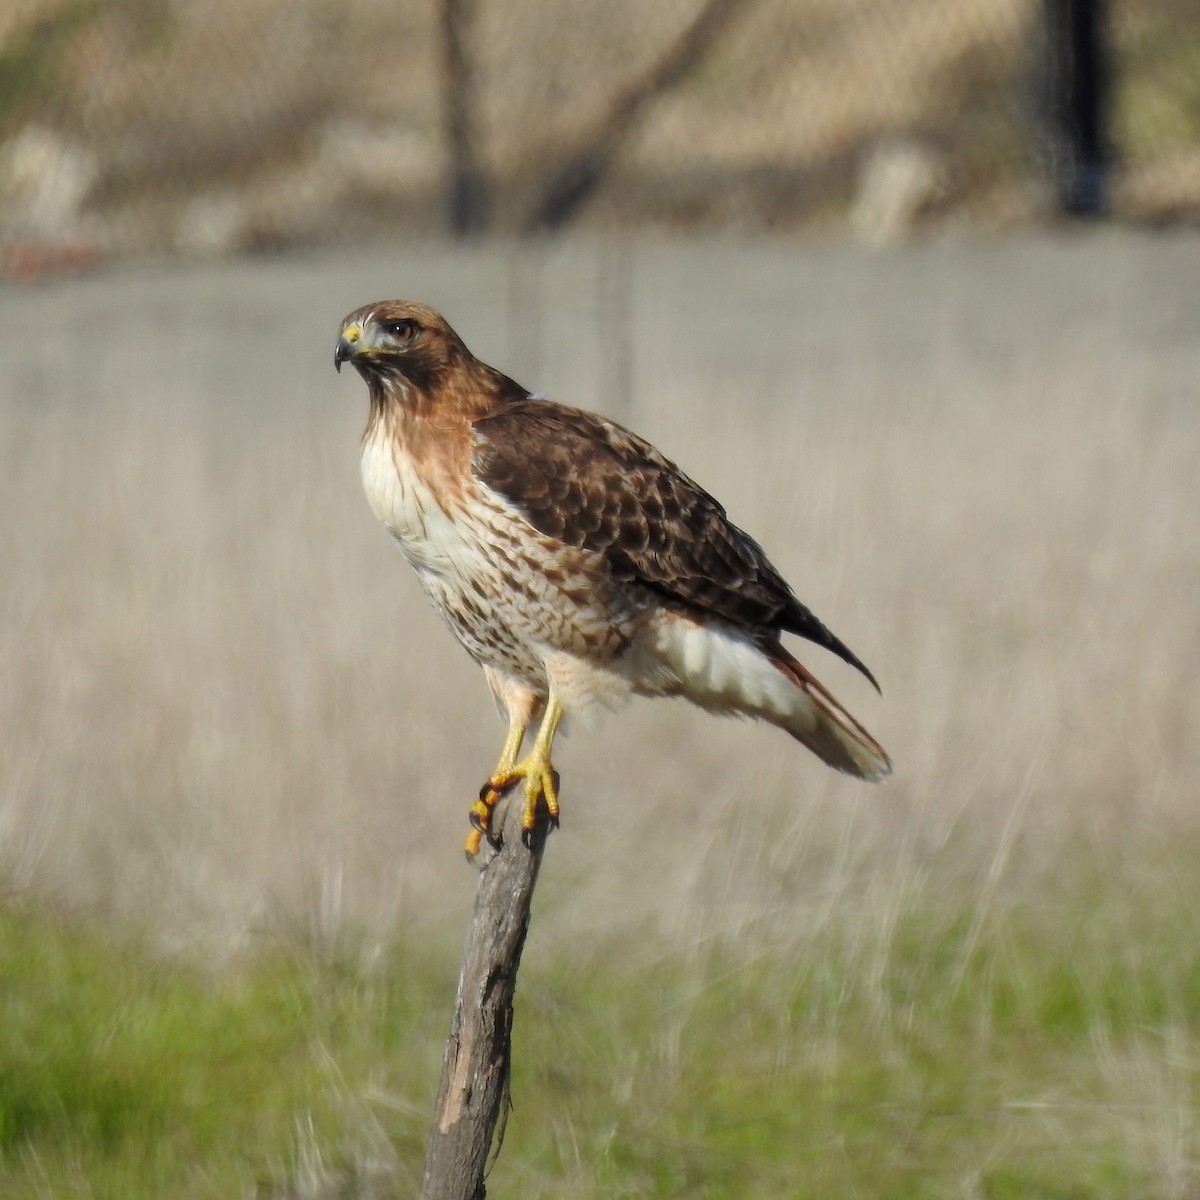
[419,786,551,1199]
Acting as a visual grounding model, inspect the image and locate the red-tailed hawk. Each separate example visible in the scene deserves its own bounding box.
[335,301,890,857]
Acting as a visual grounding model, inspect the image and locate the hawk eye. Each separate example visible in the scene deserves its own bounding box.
[384,319,418,343]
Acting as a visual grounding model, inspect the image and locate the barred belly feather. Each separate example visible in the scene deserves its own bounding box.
[360,415,640,720]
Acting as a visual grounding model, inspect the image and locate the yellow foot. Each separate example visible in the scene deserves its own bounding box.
[464,782,503,860]
[463,753,560,858]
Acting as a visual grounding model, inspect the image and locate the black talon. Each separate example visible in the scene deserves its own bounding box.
[479,780,494,802]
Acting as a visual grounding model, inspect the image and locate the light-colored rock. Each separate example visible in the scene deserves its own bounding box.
[852,138,946,246]
[0,125,99,238]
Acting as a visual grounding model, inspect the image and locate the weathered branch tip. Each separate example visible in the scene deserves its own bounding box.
[419,785,551,1200]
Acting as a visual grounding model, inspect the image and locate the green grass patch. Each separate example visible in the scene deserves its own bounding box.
[0,905,451,1198]
[1,877,1197,1198]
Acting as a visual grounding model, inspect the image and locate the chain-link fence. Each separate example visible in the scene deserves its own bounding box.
[1,0,1197,275]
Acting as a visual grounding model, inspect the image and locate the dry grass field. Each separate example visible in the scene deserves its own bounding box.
[1,231,1199,1196]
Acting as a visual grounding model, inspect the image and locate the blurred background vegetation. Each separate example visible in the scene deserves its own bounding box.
[2,4,1199,1199]
[1,0,1199,275]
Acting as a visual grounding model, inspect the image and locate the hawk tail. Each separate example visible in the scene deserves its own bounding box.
[765,643,892,781]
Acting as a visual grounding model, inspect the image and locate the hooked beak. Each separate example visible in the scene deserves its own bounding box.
[334,322,362,373]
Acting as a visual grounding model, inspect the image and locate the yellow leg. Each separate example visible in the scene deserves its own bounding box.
[521,695,563,832]
[465,693,564,857]
[495,719,527,776]
[464,719,527,859]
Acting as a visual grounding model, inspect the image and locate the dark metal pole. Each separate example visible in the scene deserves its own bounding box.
[1037,0,1111,217]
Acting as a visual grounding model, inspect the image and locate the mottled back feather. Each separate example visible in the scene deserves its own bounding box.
[472,399,880,690]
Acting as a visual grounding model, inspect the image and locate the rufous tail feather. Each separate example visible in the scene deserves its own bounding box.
[767,645,892,780]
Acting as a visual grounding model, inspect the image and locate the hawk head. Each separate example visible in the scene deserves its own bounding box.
[335,300,531,418]
[334,300,470,392]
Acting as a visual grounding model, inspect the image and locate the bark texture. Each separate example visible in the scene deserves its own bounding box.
[419,788,550,1200]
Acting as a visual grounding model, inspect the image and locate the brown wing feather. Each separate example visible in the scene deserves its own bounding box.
[472,400,880,690]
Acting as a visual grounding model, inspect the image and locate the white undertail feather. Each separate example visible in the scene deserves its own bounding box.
[630,615,891,781]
